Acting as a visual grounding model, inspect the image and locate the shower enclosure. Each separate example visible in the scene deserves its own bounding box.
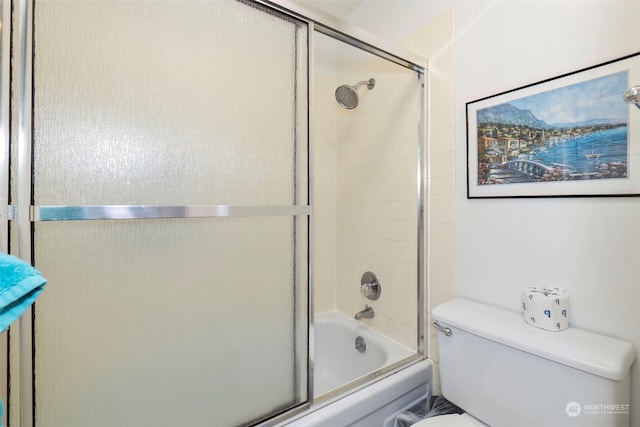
[0,1,426,426]
[311,29,425,397]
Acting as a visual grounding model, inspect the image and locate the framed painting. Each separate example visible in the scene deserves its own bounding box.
[467,51,640,198]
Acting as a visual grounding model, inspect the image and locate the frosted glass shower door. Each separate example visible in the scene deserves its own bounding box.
[27,1,309,426]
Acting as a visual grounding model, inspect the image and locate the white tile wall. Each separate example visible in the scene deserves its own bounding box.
[313,45,421,350]
[334,58,420,350]
[312,72,338,314]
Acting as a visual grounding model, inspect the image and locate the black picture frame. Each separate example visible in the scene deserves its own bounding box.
[467,51,640,198]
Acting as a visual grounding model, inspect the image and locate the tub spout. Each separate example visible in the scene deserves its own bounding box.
[354,304,374,320]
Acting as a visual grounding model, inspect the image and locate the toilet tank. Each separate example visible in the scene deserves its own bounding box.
[432,299,636,427]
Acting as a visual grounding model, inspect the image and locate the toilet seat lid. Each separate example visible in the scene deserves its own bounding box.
[412,414,478,427]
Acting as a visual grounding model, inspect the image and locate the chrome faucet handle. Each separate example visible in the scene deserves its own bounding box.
[360,271,381,300]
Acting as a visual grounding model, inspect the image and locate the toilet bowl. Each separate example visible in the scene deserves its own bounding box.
[413,413,487,427]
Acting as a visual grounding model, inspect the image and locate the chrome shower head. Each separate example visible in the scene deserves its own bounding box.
[335,78,375,109]
[623,86,640,110]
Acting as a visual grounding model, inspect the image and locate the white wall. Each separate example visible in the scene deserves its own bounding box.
[453,2,640,425]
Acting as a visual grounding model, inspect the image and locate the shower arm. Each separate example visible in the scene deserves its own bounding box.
[354,79,375,90]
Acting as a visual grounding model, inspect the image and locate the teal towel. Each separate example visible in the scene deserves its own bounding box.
[0,253,47,332]
[0,253,47,427]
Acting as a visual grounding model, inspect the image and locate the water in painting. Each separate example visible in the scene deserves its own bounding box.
[476,71,628,185]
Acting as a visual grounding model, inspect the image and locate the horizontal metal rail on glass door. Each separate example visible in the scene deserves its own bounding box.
[27,204,311,221]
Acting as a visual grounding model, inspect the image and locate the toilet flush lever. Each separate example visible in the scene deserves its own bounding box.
[433,321,452,337]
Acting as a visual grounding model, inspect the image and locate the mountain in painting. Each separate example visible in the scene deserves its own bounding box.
[477,103,626,130]
[476,103,552,128]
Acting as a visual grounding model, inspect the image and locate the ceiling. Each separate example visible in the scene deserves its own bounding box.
[293,0,365,19]
[287,0,441,43]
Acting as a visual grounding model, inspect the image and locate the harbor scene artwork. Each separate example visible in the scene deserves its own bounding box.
[475,71,629,188]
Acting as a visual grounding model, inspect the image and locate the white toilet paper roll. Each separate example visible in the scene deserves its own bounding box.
[521,286,569,332]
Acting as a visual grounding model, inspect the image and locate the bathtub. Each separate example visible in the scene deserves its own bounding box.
[279,311,432,427]
[313,310,416,396]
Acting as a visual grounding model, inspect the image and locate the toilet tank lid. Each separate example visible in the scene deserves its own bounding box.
[432,298,636,381]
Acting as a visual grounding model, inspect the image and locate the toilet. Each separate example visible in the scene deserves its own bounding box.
[418,298,636,427]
